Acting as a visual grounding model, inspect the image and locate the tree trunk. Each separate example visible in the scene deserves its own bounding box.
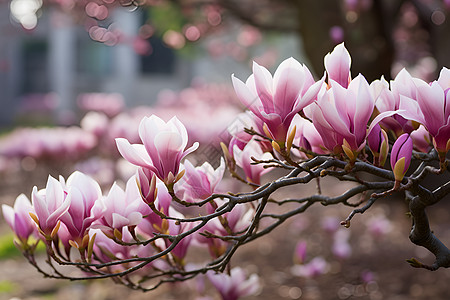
[296,0,395,81]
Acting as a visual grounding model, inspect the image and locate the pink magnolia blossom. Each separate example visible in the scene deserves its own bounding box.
[232,57,324,143]
[207,267,260,300]
[58,171,105,247]
[294,241,307,264]
[332,229,352,259]
[410,125,432,153]
[166,221,196,266]
[2,194,36,245]
[198,201,254,258]
[227,111,272,156]
[137,183,181,237]
[289,114,327,158]
[175,158,225,202]
[372,69,419,135]
[291,256,329,278]
[116,115,199,185]
[136,167,158,205]
[397,68,450,158]
[366,215,392,238]
[31,175,71,239]
[89,228,152,273]
[311,74,375,156]
[94,176,151,238]
[390,133,413,183]
[324,42,351,88]
[233,140,273,185]
[367,124,389,166]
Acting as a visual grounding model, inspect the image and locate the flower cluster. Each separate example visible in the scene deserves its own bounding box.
[229,43,448,182]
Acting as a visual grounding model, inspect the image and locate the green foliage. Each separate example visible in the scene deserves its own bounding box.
[0,234,45,259]
[147,2,186,35]
[0,234,21,258]
[0,280,17,293]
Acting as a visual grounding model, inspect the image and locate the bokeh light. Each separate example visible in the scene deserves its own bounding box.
[10,0,43,30]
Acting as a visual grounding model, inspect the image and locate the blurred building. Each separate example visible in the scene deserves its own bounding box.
[0,3,301,127]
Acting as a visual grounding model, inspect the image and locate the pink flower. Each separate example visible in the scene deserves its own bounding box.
[311,74,375,156]
[136,167,158,205]
[207,267,260,300]
[175,158,225,202]
[332,229,352,259]
[291,257,329,278]
[94,176,150,238]
[58,171,105,247]
[410,125,432,153]
[232,57,324,143]
[294,241,307,264]
[116,115,199,185]
[233,140,273,185]
[31,175,71,239]
[289,114,327,158]
[324,43,351,88]
[398,68,450,157]
[227,111,272,155]
[366,215,392,238]
[373,70,419,135]
[390,133,413,183]
[137,183,180,237]
[2,194,36,245]
[198,202,254,258]
[367,124,389,166]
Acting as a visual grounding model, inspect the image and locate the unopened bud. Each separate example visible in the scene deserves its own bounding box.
[390,133,413,183]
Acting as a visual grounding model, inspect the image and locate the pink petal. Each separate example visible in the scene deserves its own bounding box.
[111,213,131,229]
[231,74,262,118]
[252,61,274,113]
[273,57,304,117]
[2,205,14,230]
[324,43,351,88]
[116,138,153,168]
[416,80,445,135]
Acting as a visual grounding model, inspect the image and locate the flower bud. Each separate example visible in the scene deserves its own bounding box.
[137,167,158,205]
[367,124,388,167]
[390,133,413,184]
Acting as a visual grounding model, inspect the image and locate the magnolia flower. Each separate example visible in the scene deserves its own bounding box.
[2,194,36,246]
[116,115,199,185]
[175,158,225,202]
[197,201,254,258]
[31,175,71,239]
[311,74,375,157]
[332,229,352,259]
[136,167,158,205]
[232,57,324,143]
[294,241,307,264]
[94,176,150,238]
[289,114,327,158]
[207,267,260,300]
[410,125,432,153]
[137,183,182,237]
[227,111,272,155]
[390,133,413,184]
[324,42,351,88]
[291,257,329,278]
[59,171,105,248]
[233,140,273,185]
[372,69,419,136]
[367,124,389,167]
[366,215,392,238]
[397,68,450,160]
